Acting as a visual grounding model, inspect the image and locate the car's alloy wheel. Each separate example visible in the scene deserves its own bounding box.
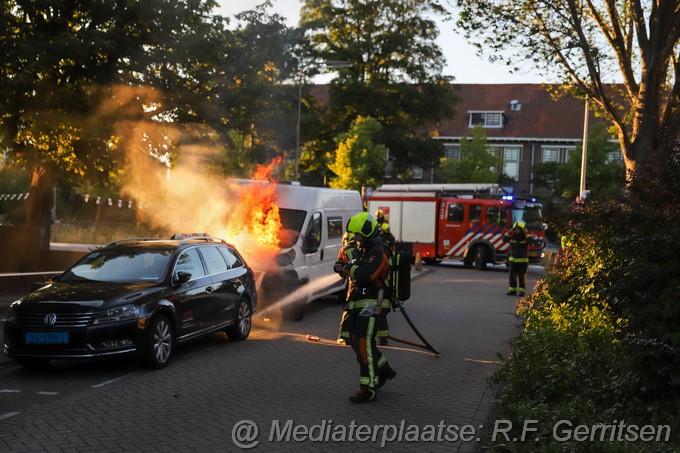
[145,314,173,368]
[226,299,251,341]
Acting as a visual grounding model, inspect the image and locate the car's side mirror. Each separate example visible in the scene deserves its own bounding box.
[173,271,192,286]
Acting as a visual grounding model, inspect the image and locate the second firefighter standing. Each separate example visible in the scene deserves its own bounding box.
[502,221,530,296]
[334,211,397,404]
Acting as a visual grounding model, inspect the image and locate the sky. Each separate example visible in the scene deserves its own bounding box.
[216,0,553,84]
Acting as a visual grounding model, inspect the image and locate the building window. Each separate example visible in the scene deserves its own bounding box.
[606,150,623,164]
[412,166,423,179]
[444,145,460,161]
[503,147,520,181]
[542,146,575,163]
[542,148,560,163]
[468,111,504,128]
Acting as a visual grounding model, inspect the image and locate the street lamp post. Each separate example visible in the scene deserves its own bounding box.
[294,70,303,182]
[579,95,589,202]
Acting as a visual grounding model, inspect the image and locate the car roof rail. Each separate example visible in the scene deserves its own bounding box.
[103,238,163,247]
[178,236,227,246]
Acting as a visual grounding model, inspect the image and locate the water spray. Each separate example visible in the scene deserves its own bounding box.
[257,273,343,319]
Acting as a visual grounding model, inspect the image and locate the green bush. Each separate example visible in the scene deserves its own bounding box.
[489,137,680,452]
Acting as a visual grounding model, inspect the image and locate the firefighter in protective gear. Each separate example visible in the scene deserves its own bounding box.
[333,211,397,403]
[502,221,530,296]
[336,232,358,345]
[375,209,389,229]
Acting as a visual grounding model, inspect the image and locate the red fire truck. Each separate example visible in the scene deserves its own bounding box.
[367,184,546,270]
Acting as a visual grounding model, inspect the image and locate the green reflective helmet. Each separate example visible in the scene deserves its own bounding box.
[347,211,377,238]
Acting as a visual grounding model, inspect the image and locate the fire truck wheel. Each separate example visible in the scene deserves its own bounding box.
[473,246,488,271]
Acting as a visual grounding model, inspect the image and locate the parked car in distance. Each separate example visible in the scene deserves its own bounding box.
[3,235,257,369]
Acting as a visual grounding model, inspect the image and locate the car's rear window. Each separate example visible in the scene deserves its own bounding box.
[61,249,173,283]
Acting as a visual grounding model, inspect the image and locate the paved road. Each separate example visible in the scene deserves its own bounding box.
[0,264,544,452]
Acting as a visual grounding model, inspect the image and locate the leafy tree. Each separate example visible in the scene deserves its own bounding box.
[454,0,680,179]
[216,3,299,158]
[439,125,501,183]
[327,115,385,191]
[299,0,458,180]
[556,123,625,202]
[0,0,299,235]
[531,123,625,203]
[0,0,227,233]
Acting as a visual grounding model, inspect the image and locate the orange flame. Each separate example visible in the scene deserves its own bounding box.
[224,158,283,251]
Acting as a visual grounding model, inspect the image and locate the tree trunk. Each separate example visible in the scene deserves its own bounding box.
[25,165,53,247]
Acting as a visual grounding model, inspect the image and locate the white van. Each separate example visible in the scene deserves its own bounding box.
[257,184,364,320]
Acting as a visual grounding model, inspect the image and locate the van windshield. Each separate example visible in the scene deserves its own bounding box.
[278,208,307,248]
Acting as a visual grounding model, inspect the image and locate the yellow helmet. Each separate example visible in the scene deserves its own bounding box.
[380,222,390,233]
[347,211,378,238]
[513,221,526,229]
[375,209,384,218]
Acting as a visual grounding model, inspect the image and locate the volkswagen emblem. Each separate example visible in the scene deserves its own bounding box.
[44,313,57,326]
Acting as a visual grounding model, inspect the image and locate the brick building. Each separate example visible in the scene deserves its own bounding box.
[385,84,612,197]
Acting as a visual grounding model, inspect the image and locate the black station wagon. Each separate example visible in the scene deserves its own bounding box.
[3,236,257,369]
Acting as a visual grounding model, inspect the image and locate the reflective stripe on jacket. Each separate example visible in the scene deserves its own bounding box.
[502,230,530,263]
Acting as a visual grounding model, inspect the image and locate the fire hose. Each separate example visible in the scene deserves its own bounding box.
[388,300,440,355]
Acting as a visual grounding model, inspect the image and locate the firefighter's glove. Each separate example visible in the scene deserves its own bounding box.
[333,260,350,277]
[391,299,402,311]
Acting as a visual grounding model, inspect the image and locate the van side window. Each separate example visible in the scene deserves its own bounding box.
[447,203,465,222]
[304,211,322,252]
[327,216,343,239]
[469,205,482,223]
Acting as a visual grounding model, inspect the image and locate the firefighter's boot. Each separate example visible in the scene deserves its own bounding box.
[349,388,377,404]
[378,365,397,389]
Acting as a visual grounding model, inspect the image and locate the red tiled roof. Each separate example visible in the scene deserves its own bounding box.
[437,84,603,141]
